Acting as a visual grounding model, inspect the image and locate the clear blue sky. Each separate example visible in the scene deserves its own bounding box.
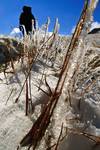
[0,0,100,35]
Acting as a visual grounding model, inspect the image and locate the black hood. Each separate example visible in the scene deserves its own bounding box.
[23,6,32,14]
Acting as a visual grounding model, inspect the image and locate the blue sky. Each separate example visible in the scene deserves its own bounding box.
[0,0,100,35]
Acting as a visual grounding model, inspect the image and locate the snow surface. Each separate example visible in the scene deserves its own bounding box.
[0,59,58,150]
[10,28,23,39]
[0,33,100,150]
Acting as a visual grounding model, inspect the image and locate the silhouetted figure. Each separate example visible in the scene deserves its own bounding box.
[19,6,36,36]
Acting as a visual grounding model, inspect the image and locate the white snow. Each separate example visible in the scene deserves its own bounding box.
[10,28,23,38]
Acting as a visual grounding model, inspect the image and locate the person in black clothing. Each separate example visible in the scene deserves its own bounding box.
[19,6,36,36]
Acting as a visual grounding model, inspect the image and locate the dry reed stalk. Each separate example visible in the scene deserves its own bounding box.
[5,89,14,105]
[6,42,15,73]
[25,79,29,116]
[53,0,89,94]
[38,18,60,89]
[40,18,59,61]
[54,123,63,150]
[67,127,100,144]
[46,133,66,150]
[43,17,50,43]
[78,77,97,100]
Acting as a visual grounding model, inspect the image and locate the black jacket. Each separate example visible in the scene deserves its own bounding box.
[19,6,36,34]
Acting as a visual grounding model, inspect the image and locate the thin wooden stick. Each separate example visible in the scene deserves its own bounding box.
[55,123,63,150]
[5,89,14,105]
[25,79,29,116]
